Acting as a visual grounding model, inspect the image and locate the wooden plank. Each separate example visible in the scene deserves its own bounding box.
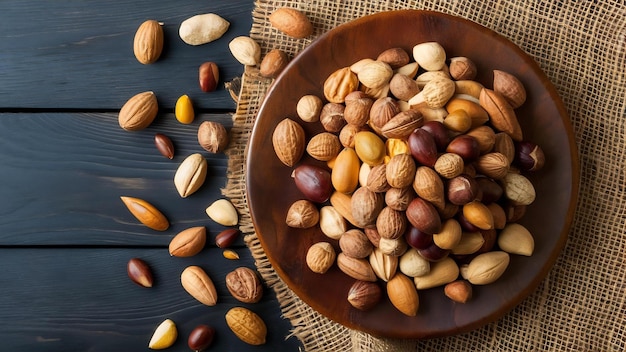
[0,112,245,246]
[0,247,301,351]
[0,0,253,110]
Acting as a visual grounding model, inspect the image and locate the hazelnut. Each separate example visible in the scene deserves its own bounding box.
[259,49,289,78]
[347,280,382,311]
[306,242,336,274]
[198,121,229,153]
[340,229,374,259]
[515,141,545,171]
[296,94,323,123]
[449,57,477,81]
[444,280,473,303]
[320,102,346,132]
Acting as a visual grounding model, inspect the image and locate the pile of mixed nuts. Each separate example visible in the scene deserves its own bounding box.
[115,6,316,350]
[273,41,545,316]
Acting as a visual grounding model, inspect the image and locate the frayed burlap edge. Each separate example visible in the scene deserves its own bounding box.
[224,0,626,351]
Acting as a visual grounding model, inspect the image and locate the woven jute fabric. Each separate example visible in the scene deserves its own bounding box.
[223,0,626,350]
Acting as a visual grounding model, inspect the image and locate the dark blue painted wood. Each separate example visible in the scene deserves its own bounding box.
[0,0,251,110]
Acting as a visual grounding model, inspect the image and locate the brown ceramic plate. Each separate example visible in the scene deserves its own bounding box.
[247,10,578,339]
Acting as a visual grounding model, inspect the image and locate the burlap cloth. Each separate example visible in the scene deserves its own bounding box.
[224,1,626,350]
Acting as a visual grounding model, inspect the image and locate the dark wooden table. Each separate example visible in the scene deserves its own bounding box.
[0,1,302,351]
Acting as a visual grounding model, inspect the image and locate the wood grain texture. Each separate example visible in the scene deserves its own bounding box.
[0,0,251,110]
[0,247,301,351]
[0,112,243,246]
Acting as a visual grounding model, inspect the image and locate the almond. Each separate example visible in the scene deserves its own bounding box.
[133,20,163,64]
[118,91,158,131]
[387,272,419,316]
[269,8,313,38]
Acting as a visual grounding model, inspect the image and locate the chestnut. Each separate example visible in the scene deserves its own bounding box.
[408,128,438,167]
[515,141,545,171]
[446,135,480,161]
[404,225,433,250]
[292,164,332,203]
[418,242,450,262]
[447,174,478,205]
[475,176,503,204]
[420,120,450,151]
[188,324,215,351]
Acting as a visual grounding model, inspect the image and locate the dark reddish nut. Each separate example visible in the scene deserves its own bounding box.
[418,242,450,262]
[292,164,332,203]
[476,177,503,204]
[420,121,450,151]
[215,228,240,248]
[199,62,219,92]
[127,258,153,288]
[404,225,433,250]
[504,202,527,222]
[477,229,497,253]
[408,128,438,167]
[447,174,478,205]
[154,133,174,159]
[457,212,481,232]
[406,197,442,235]
[188,324,215,351]
[447,135,480,161]
[515,141,545,171]
[347,280,382,311]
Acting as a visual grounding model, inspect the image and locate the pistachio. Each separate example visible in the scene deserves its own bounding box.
[174,153,207,198]
[369,247,398,281]
[206,199,238,226]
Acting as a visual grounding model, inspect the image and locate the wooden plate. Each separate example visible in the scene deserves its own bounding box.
[246,10,578,339]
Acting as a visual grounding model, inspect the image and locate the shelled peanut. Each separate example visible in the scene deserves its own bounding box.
[271,41,545,316]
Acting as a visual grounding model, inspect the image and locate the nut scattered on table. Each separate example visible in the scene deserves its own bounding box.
[225,307,267,345]
[148,318,177,350]
[199,62,220,92]
[168,226,207,257]
[133,20,163,65]
[226,267,264,303]
[179,13,230,46]
[228,36,261,66]
[197,121,229,153]
[127,258,154,288]
[118,91,158,131]
[188,324,215,352]
[154,133,174,159]
[180,265,218,306]
[215,228,240,248]
[206,199,238,226]
[174,153,208,198]
[120,196,169,231]
[175,94,195,124]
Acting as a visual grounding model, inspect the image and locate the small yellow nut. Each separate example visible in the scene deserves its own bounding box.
[175,94,195,124]
[148,318,177,350]
[223,249,240,260]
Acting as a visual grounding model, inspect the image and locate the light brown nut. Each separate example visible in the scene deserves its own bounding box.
[198,121,229,154]
[376,206,407,240]
[272,118,305,167]
[387,272,419,316]
[462,201,494,230]
[306,132,341,161]
[444,280,473,303]
[377,47,410,69]
[228,36,261,66]
[120,196,169,231]
[174,153,208,198]
[475,152,510,180]
[179,13,230,45]
[133,20,163,64]
[323,67,359,103]
[449,57,477,81]
[181,266,218,306]
[306,242,336,274]
[226,267,263,303]
[350,187,384,228]
[286,199,319,228]
[493,70,527,108]
[225,307,267,345]
[498,223,534,256]
[432,218,462,250]
[337,253,377,282]
[296,94,323,123]
[413,257,459,290]
[118,91,158,131]
[501,172,536,205]
[413,166,445,210]
[369,247,398,281]
[260,49,289,78]
[386,154,416,189]
[465,251,510,285]
[340,229,374,259]
[269,8,313,38]
[479,88,523,141]
[168,226,207,257]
